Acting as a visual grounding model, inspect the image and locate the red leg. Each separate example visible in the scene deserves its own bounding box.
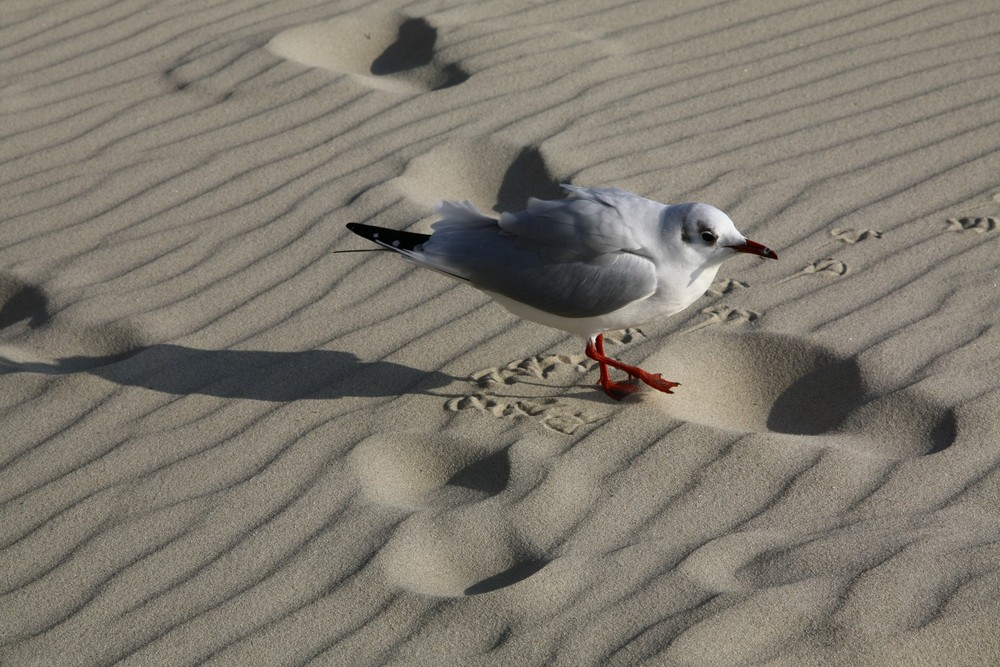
[585,333,679,400]
[591,334,634,397]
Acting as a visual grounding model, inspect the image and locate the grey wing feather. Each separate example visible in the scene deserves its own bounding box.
[416,195,657,318]
[477,247,656,318]
[497,188,645,259]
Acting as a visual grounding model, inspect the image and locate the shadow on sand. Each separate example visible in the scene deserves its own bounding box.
[0,344,454,400]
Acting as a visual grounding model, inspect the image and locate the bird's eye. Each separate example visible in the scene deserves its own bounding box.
[701,231,717,244]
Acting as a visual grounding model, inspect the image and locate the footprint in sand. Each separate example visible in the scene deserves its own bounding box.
[268,13,468,93]
[706,278,749,297]
[945,216,996,233]
[681,305,760,334]
[350,432,512,511]
[383,508,550,597]
[446,330,647,434]
[777,258,848,285]
[349,432,551,596]
[640,331,958,458]
[943,192,999,233]
[390,138,565,214]
[829,228,883,244]
[815,227,883,251]
[445,391,603,436]
[0,274,49,329]
[0,274,144,374]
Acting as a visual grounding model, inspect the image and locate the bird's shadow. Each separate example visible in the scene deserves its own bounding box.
[0,344,455,401]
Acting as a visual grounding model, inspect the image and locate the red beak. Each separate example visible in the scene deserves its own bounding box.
[727,238,778,260]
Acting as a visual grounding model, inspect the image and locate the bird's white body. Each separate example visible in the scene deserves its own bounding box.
[393,185,759,337]
[346,185,777,399]
[484,269,719,338]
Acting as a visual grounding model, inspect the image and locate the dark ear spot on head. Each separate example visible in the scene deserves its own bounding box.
[680,209,692,243]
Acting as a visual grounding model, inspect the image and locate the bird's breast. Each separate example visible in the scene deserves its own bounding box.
[652,262,720,314]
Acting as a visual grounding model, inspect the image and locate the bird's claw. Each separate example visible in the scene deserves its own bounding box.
[597,369,680,399]
[644,373,680,394]
[599,373,679,399]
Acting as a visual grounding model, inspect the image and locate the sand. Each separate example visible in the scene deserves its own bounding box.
[2,0,999,665]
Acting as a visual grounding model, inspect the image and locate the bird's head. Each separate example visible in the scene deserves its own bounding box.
[673,203,778,265]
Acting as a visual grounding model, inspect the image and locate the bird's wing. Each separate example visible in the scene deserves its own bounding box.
[415,195,658,318]
[496,185,649,259]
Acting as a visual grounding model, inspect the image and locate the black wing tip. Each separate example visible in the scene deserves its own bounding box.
[345,222,371,235]
[345,223,430,251]
[345,222,386,242]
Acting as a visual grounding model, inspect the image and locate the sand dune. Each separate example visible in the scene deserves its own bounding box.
[2,0,999,664]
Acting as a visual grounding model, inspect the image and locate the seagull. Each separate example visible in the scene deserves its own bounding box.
[346,185,777,400]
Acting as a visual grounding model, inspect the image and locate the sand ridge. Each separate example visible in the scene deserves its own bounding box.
[2,0,1000,665]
